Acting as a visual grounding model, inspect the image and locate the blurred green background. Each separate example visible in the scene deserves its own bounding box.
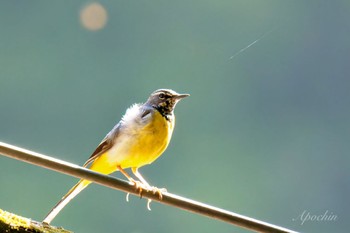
[0,1,349,232]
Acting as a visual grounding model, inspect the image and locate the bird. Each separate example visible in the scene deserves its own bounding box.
[43,89,189,224]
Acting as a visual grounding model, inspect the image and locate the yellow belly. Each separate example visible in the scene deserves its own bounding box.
[90,110,174,174]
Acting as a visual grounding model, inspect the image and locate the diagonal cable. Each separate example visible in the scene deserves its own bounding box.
[0,141,298,233]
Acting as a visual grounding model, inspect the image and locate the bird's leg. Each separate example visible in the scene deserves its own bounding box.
[131,167,167,210]
[117,165,144,200]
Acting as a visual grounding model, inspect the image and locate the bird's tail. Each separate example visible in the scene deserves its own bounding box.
[43,179,91,224]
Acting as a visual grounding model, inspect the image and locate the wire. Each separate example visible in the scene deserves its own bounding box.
[0,141,298,233]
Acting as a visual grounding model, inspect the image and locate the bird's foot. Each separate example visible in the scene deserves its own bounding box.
[125,179,167,210]
[144,186,167,210]
[126,178,147,202]
[149,186,167,200]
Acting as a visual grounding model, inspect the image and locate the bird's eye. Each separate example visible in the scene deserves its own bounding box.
[159,93,165,99]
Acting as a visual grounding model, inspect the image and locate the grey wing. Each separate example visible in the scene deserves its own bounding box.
[83,123,121,167]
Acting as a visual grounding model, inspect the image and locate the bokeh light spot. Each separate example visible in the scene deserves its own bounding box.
[80,2,108,31]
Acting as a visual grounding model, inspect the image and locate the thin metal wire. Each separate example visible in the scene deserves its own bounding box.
[0,141,298,233]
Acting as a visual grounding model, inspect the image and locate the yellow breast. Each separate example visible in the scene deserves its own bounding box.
[90,109,175,173]
[126,110,174,167]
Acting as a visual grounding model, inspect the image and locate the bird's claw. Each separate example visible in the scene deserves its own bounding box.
[130,178,146,196]
[125,179,167,210]
[149,186,167,200]
[145,186,167,210]
[126,178,146,202]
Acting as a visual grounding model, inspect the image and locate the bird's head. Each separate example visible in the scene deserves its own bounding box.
[146,89,189,116]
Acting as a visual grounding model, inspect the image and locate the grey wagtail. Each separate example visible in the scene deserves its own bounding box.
[43,89,189,224]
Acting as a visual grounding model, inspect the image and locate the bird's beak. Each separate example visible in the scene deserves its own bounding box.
[174,93,190,100]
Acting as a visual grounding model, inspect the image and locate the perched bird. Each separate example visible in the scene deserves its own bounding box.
[43,89,189,224]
